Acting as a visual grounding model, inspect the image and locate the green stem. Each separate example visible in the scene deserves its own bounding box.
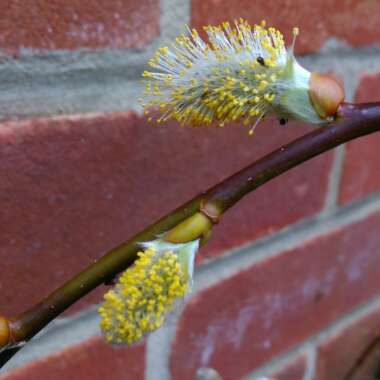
[1,102,380,367]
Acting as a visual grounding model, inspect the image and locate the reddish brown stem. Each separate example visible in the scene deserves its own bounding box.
[203,103,380,212]
[1,102,380,368]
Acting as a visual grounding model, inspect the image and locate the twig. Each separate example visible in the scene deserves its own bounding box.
[1,102,380,368]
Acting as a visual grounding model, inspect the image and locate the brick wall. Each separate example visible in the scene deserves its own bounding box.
[0,1,380,379]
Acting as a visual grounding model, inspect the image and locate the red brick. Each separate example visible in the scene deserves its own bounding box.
[170,211,380,380]
[191,0,380,54]
[0,0,159,54]
[0,337,145,380]
[314,305,380,380]
[0,113,332,317]
[270,354,306,380]
[339,72,380,205]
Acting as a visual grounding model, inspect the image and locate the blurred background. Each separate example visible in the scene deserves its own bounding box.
[1,1,380,379]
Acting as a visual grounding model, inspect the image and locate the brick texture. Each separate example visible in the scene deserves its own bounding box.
[270,354,306,380]
[245,354,306,380]
[170,211,380,380]
[0,1,379,379]
[339,72,380,205]
[314,305,380,380]
[0,337,145,380]
[191,0,380,54]
[0,0,159,54]
[0,113,332,317]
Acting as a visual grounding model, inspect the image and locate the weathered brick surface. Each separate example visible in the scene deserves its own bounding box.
[0,0,159,54]
[0,337,145,380]
[0,113,332,316]
[314,305,380,380]
[170,211,380,380]
[246,354,306,380]
[191,0,380,54]
[0,1,378,379]
[339,72,380,205]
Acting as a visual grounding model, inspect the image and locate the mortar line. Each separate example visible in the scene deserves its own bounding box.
[159,0,191,43]
[145,304,185,380]
[195,191,380,293]
[321,144,346,216]
[145,1,191,377]
[0,0,191,120]
[244,293,380,380]
[0,36,379,118]
[2,306,101,371]
[303,346,317,380]
[2,192,380,372]
[242,342,309,380]
[1,15,380,375]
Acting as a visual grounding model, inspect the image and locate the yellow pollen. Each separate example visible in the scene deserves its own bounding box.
[141,18,300,133]
[98,248,188,345]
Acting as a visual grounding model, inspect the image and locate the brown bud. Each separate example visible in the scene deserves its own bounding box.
[309,72,345,119]
[0,316,10,347]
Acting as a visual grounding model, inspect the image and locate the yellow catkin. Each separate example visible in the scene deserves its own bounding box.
[141,19,297,133]
[98,248,188,345]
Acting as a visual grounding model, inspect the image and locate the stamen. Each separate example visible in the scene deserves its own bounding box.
[248,113,265,136]
[290,26,299,53]
[142,19,326,132]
